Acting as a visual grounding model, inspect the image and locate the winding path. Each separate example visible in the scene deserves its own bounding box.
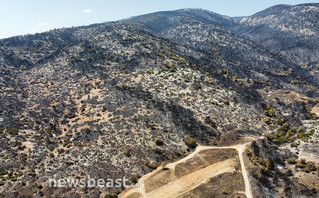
[120,138,254,198]
[237,144,253,198]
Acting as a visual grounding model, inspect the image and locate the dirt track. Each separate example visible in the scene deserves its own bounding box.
[119,139,254,198]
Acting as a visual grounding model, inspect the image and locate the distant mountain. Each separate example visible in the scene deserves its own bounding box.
[127,4,319,66]
[127,6,319,87]
[236,4,319,65]
[125,8,236,34]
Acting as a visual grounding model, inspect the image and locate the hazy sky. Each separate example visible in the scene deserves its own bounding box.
[0,0,316,38]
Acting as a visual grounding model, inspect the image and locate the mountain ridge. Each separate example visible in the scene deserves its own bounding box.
[0,3,319,198]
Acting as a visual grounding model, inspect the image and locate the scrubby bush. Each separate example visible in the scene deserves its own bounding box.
[264,117,271,124]
[185,138,197,149]
[36,183,43,189]
[264,107,276,117]
[205,116,217,128]
[0,170,8,176]
[68,113,77,119]
[174,150,183,156]
[154,137,163,146]
[6,128,19,135]
[57,148,65,154]
[129,175,138,184]
[222,188,229,195]
[211,139,218,145]
[146,162,157,170]
[161,161,168,170]
[13,141,22,147]
[153,148,164,155]
[246,148,274,177]
[124,150,131,157]
[287,158,297,164]
[223,98,230,105]
[291,141,300,147]
[277,118,286,125]
[104,193,118,198]
[149,121,156,129]
[18,145,26,150]
[304,161,317,173]
[261,159,273,176]
[297,126,304,134]
[193,82,201,90]
[295,159,307,168]
[298,129,315,141]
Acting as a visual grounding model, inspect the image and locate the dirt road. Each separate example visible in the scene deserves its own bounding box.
[120,139,254,198]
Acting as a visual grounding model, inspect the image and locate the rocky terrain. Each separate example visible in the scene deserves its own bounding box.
[236,4,319,64]
[0,3,319,198]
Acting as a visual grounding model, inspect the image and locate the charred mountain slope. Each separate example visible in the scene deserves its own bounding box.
[236,4,319,65]
[0,4,318,198]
